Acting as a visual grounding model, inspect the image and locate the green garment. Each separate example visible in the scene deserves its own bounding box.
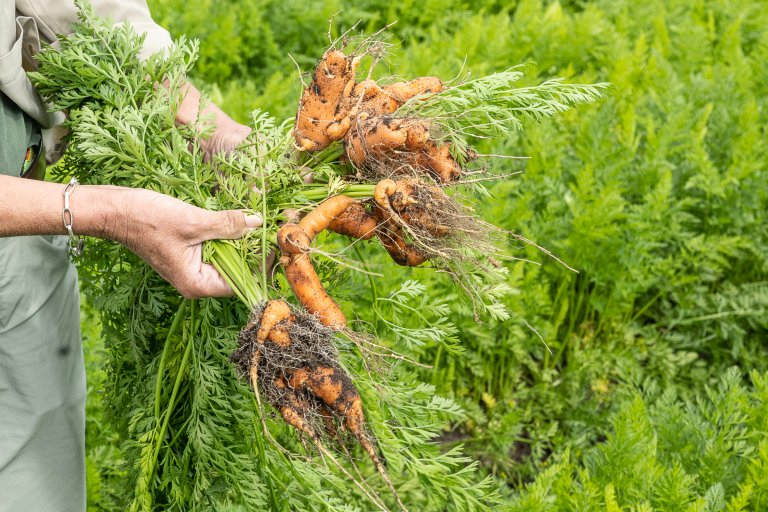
[0,92,85,511]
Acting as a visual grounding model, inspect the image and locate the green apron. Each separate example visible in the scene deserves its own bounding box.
[0,92,85,511]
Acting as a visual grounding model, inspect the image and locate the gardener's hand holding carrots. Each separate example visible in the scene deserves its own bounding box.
[0,176,261,299]
[114,86,259,298]
[2,82,260,299]
[149,81,263,297]
[106,187,263,299]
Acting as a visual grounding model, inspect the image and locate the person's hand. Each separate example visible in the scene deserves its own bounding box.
[104,187,262,298]
[200,116,252,158]
[174,82,251,160]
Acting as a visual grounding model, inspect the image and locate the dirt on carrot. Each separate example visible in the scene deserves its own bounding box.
[231,300,406,510]
[294,47,464,184]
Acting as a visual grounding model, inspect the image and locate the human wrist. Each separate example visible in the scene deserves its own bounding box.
[70,184,133,241]
[0,176,143,242]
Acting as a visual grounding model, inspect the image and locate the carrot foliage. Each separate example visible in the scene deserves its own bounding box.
[31,1,605,510]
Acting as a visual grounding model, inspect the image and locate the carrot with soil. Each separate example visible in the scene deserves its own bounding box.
[231,299,407,511]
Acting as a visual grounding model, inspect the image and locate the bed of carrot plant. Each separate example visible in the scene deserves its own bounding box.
[83,0,768,509]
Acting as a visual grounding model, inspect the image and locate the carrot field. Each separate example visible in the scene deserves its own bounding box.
[79,0,768,510]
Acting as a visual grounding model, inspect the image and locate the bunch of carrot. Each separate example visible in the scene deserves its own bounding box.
[240,48,479,510]
[235,43,605,510]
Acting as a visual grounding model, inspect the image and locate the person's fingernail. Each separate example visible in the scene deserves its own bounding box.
[302,172,313,184]
[245,213,263,229]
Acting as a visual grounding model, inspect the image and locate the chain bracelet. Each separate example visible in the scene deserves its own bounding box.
[63,177,85,257]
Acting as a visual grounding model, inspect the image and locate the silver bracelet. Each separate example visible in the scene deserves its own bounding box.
[62,177,85,257]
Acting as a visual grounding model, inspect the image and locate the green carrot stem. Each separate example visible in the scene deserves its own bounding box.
[260,169,269,296]
[295,184,376,202]
[154,300,188,420]
[211,257,250,306]
[148,300,197,486]
[301,143,344,166]
[209,240,267,307]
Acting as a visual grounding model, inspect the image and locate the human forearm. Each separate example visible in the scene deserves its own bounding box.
[0,175,117,238]
[0,175,261,298]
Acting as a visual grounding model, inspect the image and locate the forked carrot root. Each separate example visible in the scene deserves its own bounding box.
[277,177,453,320]
[294,47,462,183]
[232,300,408,511]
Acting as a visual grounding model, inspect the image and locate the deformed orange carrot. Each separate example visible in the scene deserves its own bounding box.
[278,223,347,329]
[294,50,360,151]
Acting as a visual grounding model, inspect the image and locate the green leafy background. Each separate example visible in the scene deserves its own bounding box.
[82,0,768,510]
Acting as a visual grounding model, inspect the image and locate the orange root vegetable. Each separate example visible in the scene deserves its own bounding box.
[275,376,318,438]
[328,202,378,240]
[375,223,430,267]
[353,76,443,116]
[418,144,461,183]
[378,178,452,238]
[279,252,347,329]
[344,128,367,167]
[353,80,382,101]
[344,116,460,183]
[277,192,386,327]
[293,47,459,183]
[294,50,360,151]
[278,212,349,329]
[344,117,409,167]
[286,364,403,510]
[349,80,399,116]
[348,76,444,118]
[286,366,365,435]
[277,222,312,256]
[232,303,406,510]
[373,179,398,211]
[284,251,348,328]
[344,117,422,166]
[278,178,455,322]
[372,178,459,265]
[255,299,293,342]
[403,121,432,149]
[297,194,358,239]
[382,76,444,103]
[266,323,292,349]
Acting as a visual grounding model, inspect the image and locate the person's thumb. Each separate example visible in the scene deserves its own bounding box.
[204,210,262,240]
